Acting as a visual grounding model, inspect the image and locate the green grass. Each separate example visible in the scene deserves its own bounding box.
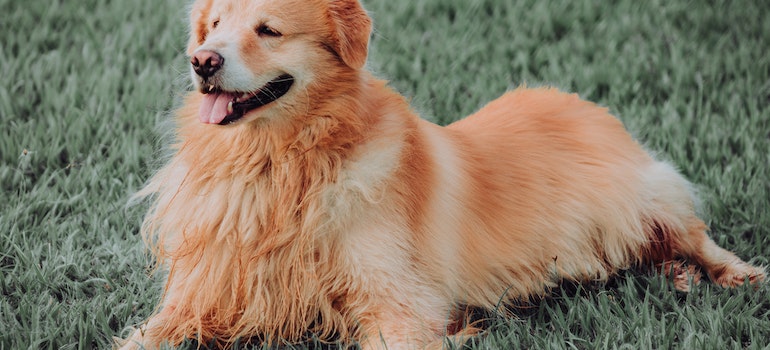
[2,0,769,349]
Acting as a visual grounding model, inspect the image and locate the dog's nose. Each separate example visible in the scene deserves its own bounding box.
[191,50,224,79]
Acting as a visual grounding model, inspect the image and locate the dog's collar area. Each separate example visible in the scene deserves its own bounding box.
[207,74,295,125]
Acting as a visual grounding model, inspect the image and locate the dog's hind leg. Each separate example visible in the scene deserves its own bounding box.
[680,220,766,288]
[644,216,764,290]
[640,162,765,289]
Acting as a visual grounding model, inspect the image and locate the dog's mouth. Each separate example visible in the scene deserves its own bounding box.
[198,74,294,125]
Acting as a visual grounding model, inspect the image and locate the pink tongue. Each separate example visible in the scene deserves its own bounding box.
[199,92,236,124]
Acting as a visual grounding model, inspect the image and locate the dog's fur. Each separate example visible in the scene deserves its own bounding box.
[118,0,766,349]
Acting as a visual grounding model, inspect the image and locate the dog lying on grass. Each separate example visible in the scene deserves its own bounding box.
[118,0,766,348]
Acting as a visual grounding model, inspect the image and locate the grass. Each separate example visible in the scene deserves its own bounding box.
[1,0,768,349]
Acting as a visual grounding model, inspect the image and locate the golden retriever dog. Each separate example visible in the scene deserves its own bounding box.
[119,0,765,349]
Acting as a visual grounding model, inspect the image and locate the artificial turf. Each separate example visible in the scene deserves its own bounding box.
[1,0,768,349]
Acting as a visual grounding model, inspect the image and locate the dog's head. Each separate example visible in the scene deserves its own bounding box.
[187,0,372,125]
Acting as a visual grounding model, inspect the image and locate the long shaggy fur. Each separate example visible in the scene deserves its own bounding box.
[119,0,765,349]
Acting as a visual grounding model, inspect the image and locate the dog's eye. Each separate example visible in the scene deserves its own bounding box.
[256,24,281,37]
[212,19,220,29]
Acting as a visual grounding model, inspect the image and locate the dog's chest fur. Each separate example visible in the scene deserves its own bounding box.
[140,103,417,341]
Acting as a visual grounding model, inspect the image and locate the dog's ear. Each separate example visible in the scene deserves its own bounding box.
[187,0,213,55]
[328,0,372,69]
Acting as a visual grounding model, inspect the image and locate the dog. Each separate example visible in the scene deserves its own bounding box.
[118,0,766,349]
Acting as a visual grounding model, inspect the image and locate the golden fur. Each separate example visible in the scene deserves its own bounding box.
[119,0,765,349]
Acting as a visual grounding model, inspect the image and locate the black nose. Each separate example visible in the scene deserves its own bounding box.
[190,50,224,78]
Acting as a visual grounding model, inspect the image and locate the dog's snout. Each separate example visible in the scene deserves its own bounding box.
[191,50,224,79]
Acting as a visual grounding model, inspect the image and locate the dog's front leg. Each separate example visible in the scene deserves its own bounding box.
[356,303,447,350]
[116,325,151,350]
[115,305,177,350]
[359,320,435,350]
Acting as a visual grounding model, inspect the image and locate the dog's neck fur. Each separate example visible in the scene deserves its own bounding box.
[137,71,410,344]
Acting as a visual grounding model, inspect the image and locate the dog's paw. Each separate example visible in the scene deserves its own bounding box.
[658,260,702,292]
[712,261,766,288]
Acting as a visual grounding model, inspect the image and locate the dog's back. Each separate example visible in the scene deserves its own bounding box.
[407,88,651,302]
[426,87,762,305]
